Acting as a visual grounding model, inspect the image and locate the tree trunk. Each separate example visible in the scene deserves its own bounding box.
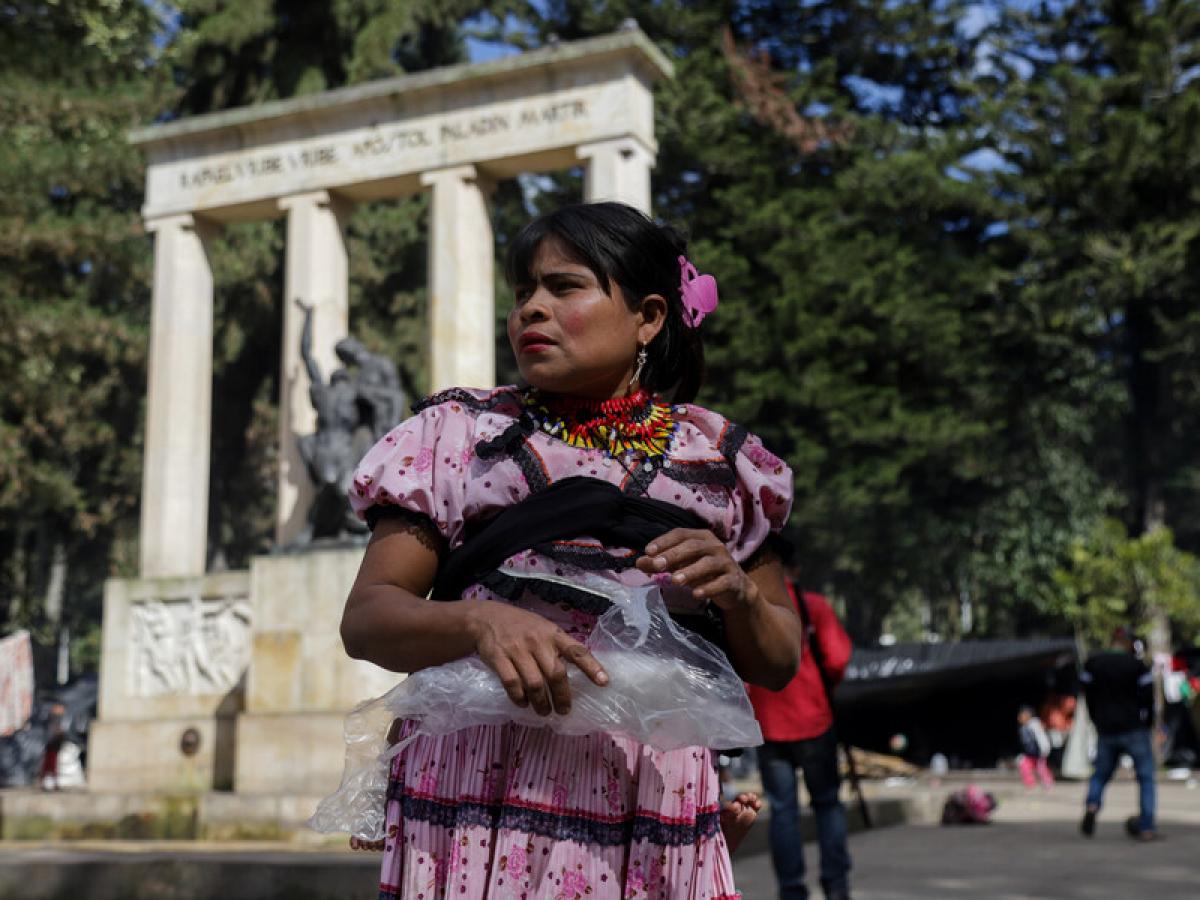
[44,540,66,627]
[1141,505,1170,763]
[1127,299,1170,759]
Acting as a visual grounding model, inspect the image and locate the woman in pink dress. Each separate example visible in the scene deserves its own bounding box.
[340,201,802,899]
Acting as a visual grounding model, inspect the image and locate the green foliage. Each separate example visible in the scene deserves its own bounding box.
[0,0,167,644]
[1049,519,1200,647]
[7,0,1200,664]
[497,0,1107,639]
[168,0,479,112]
[985,0,1200,546]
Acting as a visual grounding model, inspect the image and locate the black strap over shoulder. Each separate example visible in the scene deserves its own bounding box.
[432,475,709,601]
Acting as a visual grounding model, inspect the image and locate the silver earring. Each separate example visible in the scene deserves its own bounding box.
[631,346,648,389]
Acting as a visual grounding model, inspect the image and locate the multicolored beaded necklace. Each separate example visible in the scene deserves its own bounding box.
[524,388,677,458]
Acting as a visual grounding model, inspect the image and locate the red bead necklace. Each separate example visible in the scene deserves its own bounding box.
[525,388,677,457]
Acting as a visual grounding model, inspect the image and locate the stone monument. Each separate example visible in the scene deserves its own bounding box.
[85,27,672,832]
[290,298,404,545]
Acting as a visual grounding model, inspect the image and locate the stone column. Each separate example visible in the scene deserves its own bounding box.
[140,214,218,578]
[420,165,495,393]
[577,137,656,214]
[276,191,351,546]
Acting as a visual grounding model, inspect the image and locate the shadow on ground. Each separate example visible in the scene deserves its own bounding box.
[0,849,378,900]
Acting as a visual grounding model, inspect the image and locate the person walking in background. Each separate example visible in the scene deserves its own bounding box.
[1079,627,1158,841]
[37,703,65,791]
[747,583,854,900]
[1039,693,1076,772]
[1017,705,1054,789]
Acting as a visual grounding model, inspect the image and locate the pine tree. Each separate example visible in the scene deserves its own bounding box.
[14,0,1192,659]
[0,0,169,668]
[496,0,1103,640]
[991,0,1200,542]
[986,0,1200,649]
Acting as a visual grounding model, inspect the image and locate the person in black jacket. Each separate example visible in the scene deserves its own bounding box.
[1079,628,1157,840]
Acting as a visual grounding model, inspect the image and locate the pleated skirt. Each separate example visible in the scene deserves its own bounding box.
[377,721,739,899]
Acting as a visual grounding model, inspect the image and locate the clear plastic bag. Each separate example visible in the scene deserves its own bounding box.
[307,568,762,839]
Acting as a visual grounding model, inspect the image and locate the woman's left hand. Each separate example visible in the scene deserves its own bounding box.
[635,528,758,612]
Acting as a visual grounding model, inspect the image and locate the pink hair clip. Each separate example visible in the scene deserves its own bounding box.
[678,255,719,328]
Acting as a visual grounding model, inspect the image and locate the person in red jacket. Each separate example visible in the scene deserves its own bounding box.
[747,583,854,900]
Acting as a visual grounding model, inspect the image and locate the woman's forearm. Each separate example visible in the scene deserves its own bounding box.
[723,582,803,689]
[341,585,482,673]
[342,584,610,714]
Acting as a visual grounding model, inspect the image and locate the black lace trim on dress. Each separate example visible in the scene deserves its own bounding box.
[628,420,748,489]
[465,405,552,495]
[656,458,735,489]
[474,414,535,460]
[415,388,554,496]
[618,457,660,497]
[432,393,754,508]
[363,506,445,552]
[533,542,640,572]
[389,791,722,847]
[513,442,552,494]
[476,571,614,616]
[719,421,750,463]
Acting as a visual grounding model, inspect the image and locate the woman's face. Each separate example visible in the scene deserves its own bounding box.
[507,237,663,398]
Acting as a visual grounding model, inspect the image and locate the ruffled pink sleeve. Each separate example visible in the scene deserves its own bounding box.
[728,431,794,563]
[348,404,475,548]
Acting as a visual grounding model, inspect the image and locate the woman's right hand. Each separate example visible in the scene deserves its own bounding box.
[464,600,608,716]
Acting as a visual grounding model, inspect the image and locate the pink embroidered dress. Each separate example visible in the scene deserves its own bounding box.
[349,386,792,900]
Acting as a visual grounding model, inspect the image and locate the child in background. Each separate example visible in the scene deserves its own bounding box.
[940,785,998,825]
[1017,705,1055,789]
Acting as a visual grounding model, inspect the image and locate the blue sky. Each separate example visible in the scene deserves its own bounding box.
[464,9,540,63]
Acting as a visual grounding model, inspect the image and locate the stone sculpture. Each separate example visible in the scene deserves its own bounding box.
[130,593,252,697]
[292,299,405,544]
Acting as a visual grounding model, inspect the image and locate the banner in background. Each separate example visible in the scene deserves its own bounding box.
[0,631,34,736]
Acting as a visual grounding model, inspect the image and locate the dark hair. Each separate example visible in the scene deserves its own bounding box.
[505,201,706,403]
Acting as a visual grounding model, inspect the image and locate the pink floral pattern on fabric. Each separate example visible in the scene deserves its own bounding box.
[349,385,792,563]
[413,447,435,473]
[625,868,647,895]
[505,844,527,877]
[354,386,790,899]
[378,701,740,899]
[742,438,784,474]
[558,866,592,898]
[416,763,438,795]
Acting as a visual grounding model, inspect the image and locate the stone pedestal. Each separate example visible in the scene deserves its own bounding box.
[231,712,353,796]
[89,548,395,796]
[234,547,397,794]
[89,715,238,794]
[88,571,251,792]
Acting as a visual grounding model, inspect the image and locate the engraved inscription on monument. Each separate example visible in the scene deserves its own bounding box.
[129,593,252,697]
[168,95,593,199]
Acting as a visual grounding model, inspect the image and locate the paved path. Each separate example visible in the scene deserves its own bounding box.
[733,777,1200,900]
[0,776,1195,898]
